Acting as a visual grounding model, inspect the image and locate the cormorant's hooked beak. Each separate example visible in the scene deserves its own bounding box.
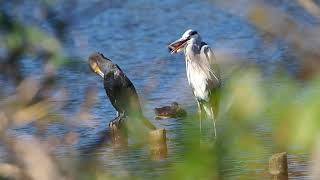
[90,62,104,78]
[168,37,189,54]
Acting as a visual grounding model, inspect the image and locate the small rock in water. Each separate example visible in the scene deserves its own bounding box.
[154,102,187,119]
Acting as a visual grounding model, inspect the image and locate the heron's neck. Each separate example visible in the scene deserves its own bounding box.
[190,36,201,46]
[185,36,202,55]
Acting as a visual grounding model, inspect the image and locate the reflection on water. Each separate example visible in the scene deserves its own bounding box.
[1,0,312,179]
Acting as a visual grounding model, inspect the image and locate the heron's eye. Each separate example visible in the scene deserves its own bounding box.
[190,31,198,36]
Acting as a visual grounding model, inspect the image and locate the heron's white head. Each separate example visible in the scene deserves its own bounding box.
[168,29,199,54]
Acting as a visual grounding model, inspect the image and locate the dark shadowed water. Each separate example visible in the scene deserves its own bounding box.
[2,0,314,179]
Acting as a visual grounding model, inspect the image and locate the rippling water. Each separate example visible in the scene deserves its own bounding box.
[2,0,314,179]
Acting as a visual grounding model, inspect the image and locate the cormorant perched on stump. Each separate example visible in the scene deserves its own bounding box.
[88,52,156,130]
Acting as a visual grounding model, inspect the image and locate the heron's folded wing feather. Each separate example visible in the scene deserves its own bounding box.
[201,45,221,113]
[201,45,221,89]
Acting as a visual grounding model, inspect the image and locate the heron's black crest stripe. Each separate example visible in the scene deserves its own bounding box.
[200,42,207,48]
[190,31,198,36]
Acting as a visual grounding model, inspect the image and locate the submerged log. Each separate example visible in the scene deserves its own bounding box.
[269,152,288,180]
[149,128,167,160]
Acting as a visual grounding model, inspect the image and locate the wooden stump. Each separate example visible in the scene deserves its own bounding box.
[110,122,128,148]
[149,128,167,160]
[269,152,288,180]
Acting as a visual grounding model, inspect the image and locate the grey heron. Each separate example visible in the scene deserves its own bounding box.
[168,29,221,136]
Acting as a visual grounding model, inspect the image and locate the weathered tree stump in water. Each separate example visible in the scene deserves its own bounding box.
[109,119,128,148]
[269,152,288,180]
[149,128,167,160]
[108,117,167,159]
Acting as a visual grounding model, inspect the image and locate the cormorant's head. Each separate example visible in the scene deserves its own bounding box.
[168,29,199,54]
[88,52,114,78]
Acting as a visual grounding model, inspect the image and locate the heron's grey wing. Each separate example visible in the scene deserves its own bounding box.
[201,44,221,88]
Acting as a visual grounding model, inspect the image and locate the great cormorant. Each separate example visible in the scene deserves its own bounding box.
[88,52,156,130]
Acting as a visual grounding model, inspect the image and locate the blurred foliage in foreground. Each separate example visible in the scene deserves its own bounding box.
[1,0,320,179]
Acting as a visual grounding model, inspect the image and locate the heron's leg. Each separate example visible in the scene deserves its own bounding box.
[197,101,202,133]
[210,107,217,137]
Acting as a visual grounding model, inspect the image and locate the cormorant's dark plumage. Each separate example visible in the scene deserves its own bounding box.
[88,52,156,130]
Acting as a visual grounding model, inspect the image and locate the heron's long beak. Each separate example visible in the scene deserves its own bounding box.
[90,63,105,78]
[168,37,188,54]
